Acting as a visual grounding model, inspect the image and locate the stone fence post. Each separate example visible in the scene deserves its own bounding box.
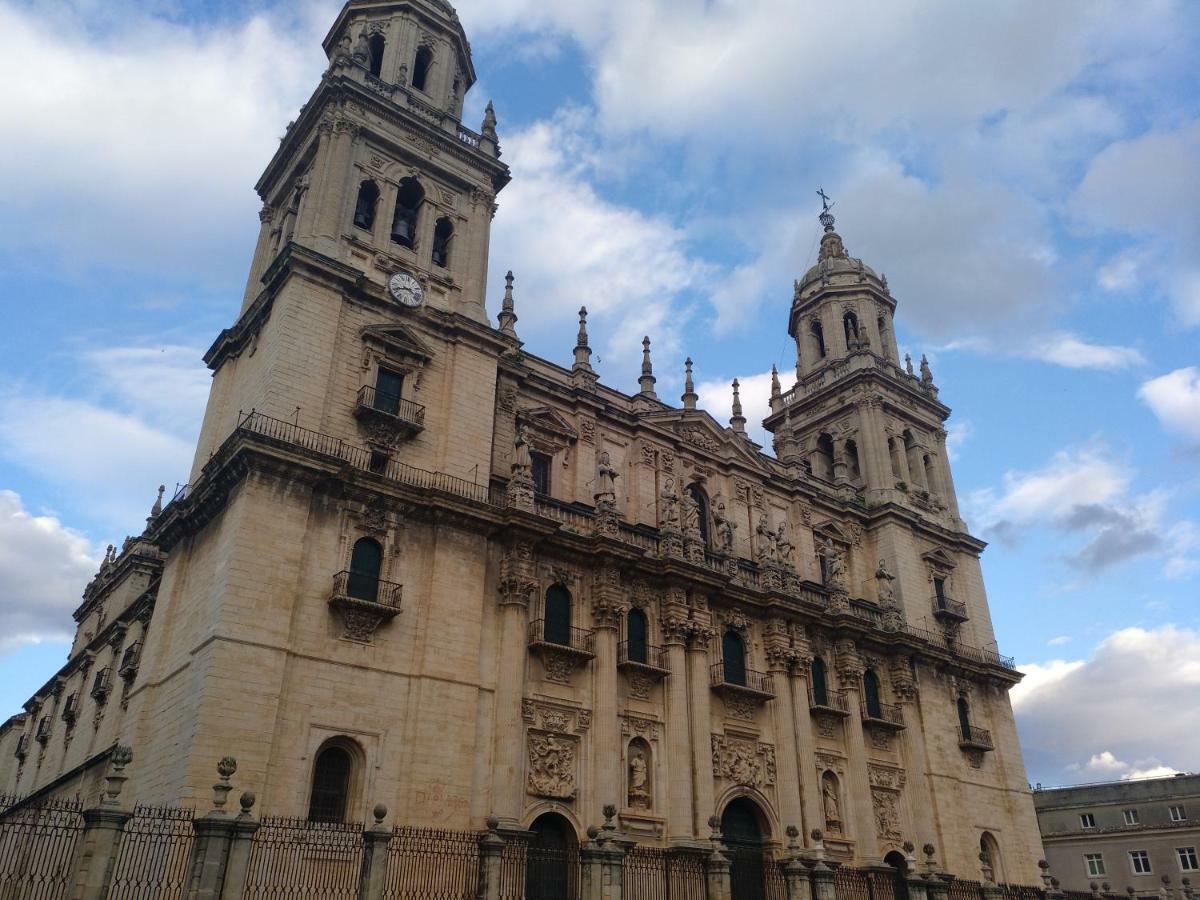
[217,793,259,900]
[68,745,134,900]
[476,817,506,900]
[580,807,626,900]
[808,831,837,900]
[186,757,241,900]
[359,805,391,900]
[781,826,812,900]
[703,817,732,900]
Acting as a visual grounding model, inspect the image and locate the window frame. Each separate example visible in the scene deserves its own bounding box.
[1169,805,1187,823]
[530,451,552,497]
[1129,850,1152,875]
[308,742,356,823]
[1080,813,1097,829]
[1124,808,1140,826]
[1177,847,1199,872]
[1085,853,1106,878]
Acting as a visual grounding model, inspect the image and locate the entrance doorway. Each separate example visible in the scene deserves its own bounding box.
[722,797,768,900]
[885,850,910,900]
[526,813,578,900]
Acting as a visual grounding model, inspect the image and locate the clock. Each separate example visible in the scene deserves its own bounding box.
[388,271,424,308]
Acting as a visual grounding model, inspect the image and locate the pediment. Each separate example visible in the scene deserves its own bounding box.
[639,409,765,467]
[517,406,579,443]
[362,324,433,362]
[813,521,851,545]
[921,547,956,570]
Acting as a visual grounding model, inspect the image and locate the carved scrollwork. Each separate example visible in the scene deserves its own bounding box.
[711,735,776,788]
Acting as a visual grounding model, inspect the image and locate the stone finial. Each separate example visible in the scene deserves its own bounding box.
[147,485,165,524]
[213,757,237,812]
[920,354,934,386]
[708,815,723,843]
[638,337,657,398]
[572,307,593,373]
[730,379,746,434]
[373,804,388,825]
[498,270,519,338]
[770,365,781,400]
[239,792,256,817]
[905,353,915,377]
[785,825,800,852]
[602,804,617,829]
[681,357,698,410]
[103,745,133,808]
[481,101,498,141]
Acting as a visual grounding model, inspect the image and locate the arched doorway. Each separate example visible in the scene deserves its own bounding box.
[526,813,577,900]
[885,850,910,900]
[722,797,768,900]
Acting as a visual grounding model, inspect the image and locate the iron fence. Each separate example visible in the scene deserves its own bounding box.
[834,866,905,900]
[382,826,481,900]
[108,804,195,900]
[242,816,364,900]
[763,853,789,900]
[624,846,706,900]
[948,877,987,900]
[1000,884,1046,900]
[0,795,83,900]
[497,838,581,900]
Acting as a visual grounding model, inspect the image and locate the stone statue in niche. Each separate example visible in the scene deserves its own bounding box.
[660,477,680,530]
[712,494,736,553]
[513,426,532,476]
[775,522,794,566]
[627,743,651,810]
[756,514,777,564]
[876,559,896,604]
[821,536,847,589]
[596,451,618,500]
[822,772,843,833]
[681,493,699,534]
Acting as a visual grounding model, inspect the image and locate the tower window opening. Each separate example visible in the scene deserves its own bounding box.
[811,320,827,359]
[957,695,973,740]
[544,585,571,646]
[626,608,649,664]
[814,433,835,482]
[863,669,883,719]
[391,178,424,249]
[843,311,860,347]
[432,217,454,268]
[811,657,829,706]
[530,451,551,496]
[353,180,380,231]
[367,33,386,78]
[845,439,862,483]
[412,46,434,92]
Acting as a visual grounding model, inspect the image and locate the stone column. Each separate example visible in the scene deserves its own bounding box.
[767,646,804,836]
[217,796,260,900]
[810,856,838,900]
[894,677,937,852]
[68,746,133,900]
[242,206,277,310]
[308,115,360,255]
[463,189,497,323]
[359,805,392,900]
[186,758,241,900]
[661,618,694,842]
[494,540,537,828]
[580,811,625,900]
[835,642,881,863]
[782,827,813,900]
[476,818,505,900]
[855,399,890,500]
[933,430,963,521]
[704,819,733,900]
[687,631,716,836]
[591,564,624,818]
[791,666,823,838]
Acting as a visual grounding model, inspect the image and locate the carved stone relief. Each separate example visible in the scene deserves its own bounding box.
[711,735,776,788]
[527,732,577,800]
[621,715,662,741]
[521,700,591,736]
[816,714,840,739]
[871,788,902,842]
[628,672,654,701]
[723,693,757,722]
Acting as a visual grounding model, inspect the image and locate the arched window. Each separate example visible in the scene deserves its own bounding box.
[814,434,835,482]
[544,585,571,646]
[308,742,353,822]
[391,178,424,248]
[686,483,711,548]
[626,608,648,664]
[810,320,827,358]
[811,657,829,706]
[888,437,904,481]
[347,538,383,602]
[845,439,862,482]
[722,630,746,686]
[863,669,883,719]
[981,832,1003,882]
[412,46,434,92]
[957,696,973,740]
[367,33,386,78]
[432,217,454,268]
[843,311,860,347]
[352,180,380,231]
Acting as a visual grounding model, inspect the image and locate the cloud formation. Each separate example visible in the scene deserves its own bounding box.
[1013,626,1200,784]
[1139,368,1200,443]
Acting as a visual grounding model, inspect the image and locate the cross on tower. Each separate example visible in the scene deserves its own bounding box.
[817,187,832,211]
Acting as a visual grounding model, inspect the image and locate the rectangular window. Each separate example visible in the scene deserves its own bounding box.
[530,452,551,496]
[1130,850,1152,874]
[1170,805,1187,822]
[1085,854,1106,877]
[1080,813,1097,829]
[1124,809,1140,826]
[934,577,947,604]
[1178,848,1199,872]
[374,369,404,415]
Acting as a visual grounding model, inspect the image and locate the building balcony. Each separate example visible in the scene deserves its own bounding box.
[959,724,994,752]
[354,386,425,449]
[932,596,969,624]
[61,693,79,725]
[617,641,670,679]
[862,701,906,731]
[118,641,143,678]
[35,716,51,745]
[528,620,596,683]
[809,686,851,717]
[15,733,29,760]
[709,662,775,702]
[329,571,403,643]
[90,667,112,704]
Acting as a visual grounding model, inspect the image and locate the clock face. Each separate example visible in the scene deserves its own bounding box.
[388,272,424,308]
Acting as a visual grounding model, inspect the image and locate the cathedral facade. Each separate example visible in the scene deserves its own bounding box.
[0,0,1044,885]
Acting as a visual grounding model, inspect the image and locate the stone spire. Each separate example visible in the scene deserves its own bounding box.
[770,365,781,398]
[480,101,500,157]
[638,337,657,398]
[146,484,165,528]
[572,307,593,373]
[497,270,518,338]
[730,379,746,434]
[681,357,698,410]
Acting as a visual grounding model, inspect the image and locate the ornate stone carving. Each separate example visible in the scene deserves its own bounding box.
[540,648,577,684]
[628,672,654,700]
[627,741,651,810]
[678,426,720,454]
[498,387,517,412]
[870,729,893,751]
[527,733,577,800]
[639,443,657,467]
[734,480,750,504]
[835,639,862,681]
[621,715,662,740]
[498,541,537,607]
[521,700,591,735]
[872,788,903,842]
[868,765,906,791]
[724,693,757,721]
[578,417,596,445]
[711,735,776,788]
[816,714,840,738]
[660,450,675,472]
[966,750,985,769]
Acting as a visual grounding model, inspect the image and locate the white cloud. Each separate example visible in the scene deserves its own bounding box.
[1047,635,1072,647]
[1097,249,1146,293]
[970,446,1129,528]
[1028,333,1145,370]
[0,491,98,651]
[1013,626,1200,784]
[1139,367,1200,443]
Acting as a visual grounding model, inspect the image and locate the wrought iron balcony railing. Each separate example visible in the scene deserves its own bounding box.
[331,571,403,610]
[91,667,112,703]
[35,717,51,744]
[119,641,143,677]
[709,661,775,699]
[528,620,596,657]
[809,686,850,716]
[61,694,79,725]
[959,724,994,751]
[15,734,29,760]
[617,641,670,676]
[355,386,426,430]
[862,701,905,729]
[932,596,969,623]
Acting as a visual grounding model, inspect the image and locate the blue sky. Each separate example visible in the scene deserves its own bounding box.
[0,0,1197,786]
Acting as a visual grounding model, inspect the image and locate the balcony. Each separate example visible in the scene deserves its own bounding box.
[528,620,596,683]
[709,661,775,702]
[809,686,851,717]
[61,693,79,725]
[118,641,142,678]
[959,724,994,752]
[90,668,112,704]
[15,734,29,760]
[35,717,51,745]
[354,386,425,449]
[329,571,403,643]
[862,701,906,731]
[932,596,969,624]
[617,641,670,679]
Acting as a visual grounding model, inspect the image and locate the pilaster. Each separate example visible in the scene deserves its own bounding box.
[591,563,624,815]
[835,641,881,863]
[494,538,537,826]
[687,629,716,836]
[661,614,694,842]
